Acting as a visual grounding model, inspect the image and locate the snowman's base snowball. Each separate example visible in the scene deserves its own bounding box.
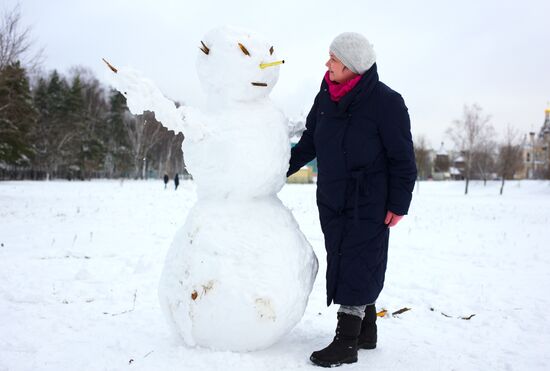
[158,196,318,351]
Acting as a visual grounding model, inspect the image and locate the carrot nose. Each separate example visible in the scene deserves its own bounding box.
[259,60,285,69]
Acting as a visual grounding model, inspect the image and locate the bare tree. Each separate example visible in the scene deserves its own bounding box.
[0,4,43,71]
[124,111,166,179]
[155,130,184,177]
[472,135,497,186]
[544,159,550,180]
[497,126,524,195]
[447,104,494,194]
[413,135,431,192]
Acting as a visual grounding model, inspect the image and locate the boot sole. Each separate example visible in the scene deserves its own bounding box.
[358,342,376,350]
[310,355,358,368]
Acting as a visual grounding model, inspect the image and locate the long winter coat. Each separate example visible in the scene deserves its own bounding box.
[288,64,417,306]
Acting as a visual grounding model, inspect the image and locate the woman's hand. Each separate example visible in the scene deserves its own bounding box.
[384,211,403,227]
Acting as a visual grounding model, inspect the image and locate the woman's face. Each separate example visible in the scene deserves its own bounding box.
[325,53,357,83]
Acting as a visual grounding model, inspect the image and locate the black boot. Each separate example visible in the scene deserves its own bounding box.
[310,313,362,367]
[357,304,377,349]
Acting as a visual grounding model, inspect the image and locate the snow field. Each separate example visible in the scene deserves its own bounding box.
[1,180,549,370]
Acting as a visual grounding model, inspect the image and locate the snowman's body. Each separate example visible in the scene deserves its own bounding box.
[160,196,316,350]
[184,101,289,199]
[109,26,317,351]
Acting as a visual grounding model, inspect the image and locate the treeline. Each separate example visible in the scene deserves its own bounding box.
[0,62,186,180]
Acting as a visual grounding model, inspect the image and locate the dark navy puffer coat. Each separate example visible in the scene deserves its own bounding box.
[288,64,417,306]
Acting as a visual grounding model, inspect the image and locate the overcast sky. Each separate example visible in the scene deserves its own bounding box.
[5,0,550,148]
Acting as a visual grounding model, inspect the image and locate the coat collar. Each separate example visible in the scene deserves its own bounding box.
[321,63,379,115]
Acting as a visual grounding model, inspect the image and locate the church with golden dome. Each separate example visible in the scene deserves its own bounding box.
[521,106,550,179]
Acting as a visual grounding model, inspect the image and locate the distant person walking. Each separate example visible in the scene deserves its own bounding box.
[174,173,180,190]
[163,174,169,189]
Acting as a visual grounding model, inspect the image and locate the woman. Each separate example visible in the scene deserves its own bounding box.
[287,32,417,367]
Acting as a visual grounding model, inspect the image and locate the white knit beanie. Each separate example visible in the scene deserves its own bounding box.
[329,32,376,75]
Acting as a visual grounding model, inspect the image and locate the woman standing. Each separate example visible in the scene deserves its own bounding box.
[288,32,417,367]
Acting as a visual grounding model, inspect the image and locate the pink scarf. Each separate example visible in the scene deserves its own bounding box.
[324,71,362,102]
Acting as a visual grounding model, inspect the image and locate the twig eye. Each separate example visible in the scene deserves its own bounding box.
[199,41,210,55]
[238,43,251,56]
[269,46,274,55]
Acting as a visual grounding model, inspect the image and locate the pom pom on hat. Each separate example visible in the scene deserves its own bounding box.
[329,32,376,75]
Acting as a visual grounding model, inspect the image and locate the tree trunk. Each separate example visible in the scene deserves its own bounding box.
[141,157,147,180]
[500,177,505,195]
[465,154,473,195]
[133,156,141,179]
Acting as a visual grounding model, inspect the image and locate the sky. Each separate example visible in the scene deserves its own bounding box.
[4,0,550,148]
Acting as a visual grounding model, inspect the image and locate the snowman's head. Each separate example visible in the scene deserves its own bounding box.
[196,26,283,102]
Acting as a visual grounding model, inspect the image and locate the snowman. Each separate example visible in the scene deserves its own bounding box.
[106,26,318,351]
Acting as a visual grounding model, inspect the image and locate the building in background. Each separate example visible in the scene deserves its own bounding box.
[450,153,466,180]
[432,142,451,180]
[520,106,550,179]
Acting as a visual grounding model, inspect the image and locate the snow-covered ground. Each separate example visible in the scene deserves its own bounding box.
[1,180,549,371]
